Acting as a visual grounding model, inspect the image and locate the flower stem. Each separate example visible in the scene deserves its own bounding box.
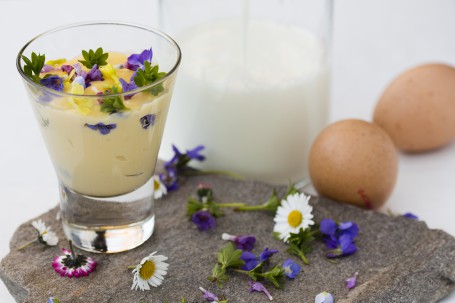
[234,205,266,211]
[182,170,245,180]
[217,202,246,208]
[298,251,310,265]
[232,269,250,275]
[127,265,136,270]
[17,239,36,251]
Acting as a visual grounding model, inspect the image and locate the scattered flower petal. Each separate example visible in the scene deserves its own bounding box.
[153,175,167,199]
[40,75,64,92]
[120,78,138,100]
[282,259,300,279]
[192,211,216,231]
[249,281,273,301]
[84,122,117,135]
[240,251,259,271]
[199,287,219,302]
[140,114,157,129]
[315,291,334,303]
[52,240,96,278]
[345,272,359,289]
[259,247,278,262]
[221,233,256,251]
[403,212,418,220]
[131,251,169,291]
[273,192,314,242]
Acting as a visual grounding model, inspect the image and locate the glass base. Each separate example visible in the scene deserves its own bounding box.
[59,178,155,253]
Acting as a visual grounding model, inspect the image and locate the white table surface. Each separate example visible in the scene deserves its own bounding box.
[0,0,454,302]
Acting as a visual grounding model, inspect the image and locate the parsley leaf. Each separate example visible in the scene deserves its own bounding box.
[78,47,109,69]
[21,52,46,83]
[133,61,167,96]
[100,86,129,114]
[286,227,321,265]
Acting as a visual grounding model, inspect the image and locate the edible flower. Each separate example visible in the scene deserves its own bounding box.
[199,287,219,302]
[61,64,74,75]
[69,77,93,115]
[191,210,216,231]
[221,233,256,251]
[100,64,122,90]
[40,75,64,92]
[140,114,157,129]
[52,240,96,278]
[152,175,167,199]
[160,166,179,191]
[345,272,359,289]
[17,219,59,250]
[259,247,279,262]
[41,64,60,73]
[249,281,273,301]
[131,251,169,291]
[45,58,66,66]
[85,64,104,86]
[126,48,153,71]
[403,212,418,220]
[273,192,314,242]
[239,251,259,271]
[320,219,359,258]
[282,259,300,279]
[119,78,138,100]
[315,291,334,303]
[165,145,206,171]
[84,122,117,135]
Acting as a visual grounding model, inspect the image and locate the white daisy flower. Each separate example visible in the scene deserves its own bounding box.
[131,251,169,291]
[32,219,59,246]
[153,175,167,199]
[273,192,315,242]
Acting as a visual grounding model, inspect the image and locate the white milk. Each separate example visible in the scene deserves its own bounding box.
[161,19,330,184]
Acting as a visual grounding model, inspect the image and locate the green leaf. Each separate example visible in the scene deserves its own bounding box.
[261,265,285,288]
[100,86,129,114]
[217,242,244,269]
[133,61,167,96]
[187,198,203,218]
[21,52,45,83]
[78,47,109,68]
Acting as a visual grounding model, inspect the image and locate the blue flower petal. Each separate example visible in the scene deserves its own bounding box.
[259,247,278,262]
[282,259,300,279]
[85,123,116,135]
[320,219,337,236]
[40,75,64,92]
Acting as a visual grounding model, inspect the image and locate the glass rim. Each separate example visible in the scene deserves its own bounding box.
[16,21,181,99]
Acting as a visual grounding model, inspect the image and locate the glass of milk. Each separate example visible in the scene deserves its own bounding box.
[17,22,181,253]
[159,0,332,185]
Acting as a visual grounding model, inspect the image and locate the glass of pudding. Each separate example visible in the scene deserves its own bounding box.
[17,22,181,253]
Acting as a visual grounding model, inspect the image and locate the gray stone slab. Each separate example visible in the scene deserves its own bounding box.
[1,172,455,302]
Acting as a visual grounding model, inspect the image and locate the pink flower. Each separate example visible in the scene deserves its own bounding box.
[52,240,96,278]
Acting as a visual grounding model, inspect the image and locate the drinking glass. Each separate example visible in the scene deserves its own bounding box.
[159,0,332,185]
[17,22,181,253]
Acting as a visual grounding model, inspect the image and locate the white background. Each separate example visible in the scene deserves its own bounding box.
[0,0,454,302]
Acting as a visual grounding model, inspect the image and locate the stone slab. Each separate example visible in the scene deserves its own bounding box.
[1,172,455,302]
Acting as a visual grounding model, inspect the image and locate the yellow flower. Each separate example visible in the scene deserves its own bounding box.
[100,64,122,92]
[69,78,92,115]
[46,58,66,66]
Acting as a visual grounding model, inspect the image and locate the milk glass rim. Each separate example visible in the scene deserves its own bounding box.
[16,21,181,99]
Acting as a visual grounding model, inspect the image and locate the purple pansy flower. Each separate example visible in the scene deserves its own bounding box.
[403,212,418,220]
[85,64,103,86]
[126,48,153,71]
[282,259,300,279]
[84,123,116,135]
[221,233,256,251]
[240,251,259,271]
[191,210,216,231]
[73,63,87,79]
[40,75,64,92]
[320,218,359,258]
[199,287,219,302]
[325,233,357,258]
[61,64,74,75]
[345,272,359,289]
[249,281,273,301]
[259,247,278,262]
[140,114,157,129]
[120,78,138,100]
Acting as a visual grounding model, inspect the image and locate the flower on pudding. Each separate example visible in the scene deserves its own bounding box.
[84,122,117,135]
[52,240,96,278]
[126,48,153,71]
[140,114,157,129]
[131,251,169,291]
[100,63,122,90]
[40,75,64,92]
[273,192,314,242]
[152,175,167,199]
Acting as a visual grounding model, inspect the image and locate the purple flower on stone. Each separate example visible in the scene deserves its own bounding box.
[120,78,138,100]
[40,75,64,92]
[320,218,359,258]
[259,247,278,262]
[84,122,117,135]
[221,233,256,251]
[85,64,104,87]
[240,251,259,271]
[140,114,157,129]
[249,281,273,301]
[325,233,357,258]
[345,272,359,289]
[126,48,153,71]
[199,287,219,302]
[165,145,206,172]
[192,210,216,231]
[159,167,179,192]
[282,259,300,279]
[403,212,418,220]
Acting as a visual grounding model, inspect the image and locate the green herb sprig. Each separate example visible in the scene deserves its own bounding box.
[79,47,109,69]
[285,227,321,265]
[100,86,129,114]
[133,61,167,96]
[21,52,46,83]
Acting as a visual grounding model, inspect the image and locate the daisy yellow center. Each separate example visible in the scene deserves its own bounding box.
[154,179,160,191]
[288,210,303,228]
[139,260,156,280]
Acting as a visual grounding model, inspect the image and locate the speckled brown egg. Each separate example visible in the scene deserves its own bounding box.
[309,119,398,209]
[373,63,455,152]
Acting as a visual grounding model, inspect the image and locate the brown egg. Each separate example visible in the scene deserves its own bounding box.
[373,63,455,153]
[309,119,398,209]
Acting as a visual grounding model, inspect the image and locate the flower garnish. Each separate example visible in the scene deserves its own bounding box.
[85,64,104,86]
[259,247,278,262]
[192,210,216,231]
[78,47,109,69]
[21,52,45,83]
[48,297,61,303]
[140,114,157,129]
[159,166,179,191]
[46,58,66,66]
[41,64,60,73]
[17,219,58,250]
[282,259,300,279]
[239,251,259,271]
[221,233,256,251]
[152,175,167,199]
[40,75,64,92]
[249,281,273,301]
[199,287,219,302]
[61,64,74,75]
[119,78,138,100]
[52,240,96,278]
[133,61,166,96]
[403,212,418,220]
[346,272,359,289]
[126,48,153,71]
[100,64,122,89]
[320,219,359,258]
[84,122,117,135]
[130,251,169,291]
[315,291,334,303]
[273,192,314,242]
